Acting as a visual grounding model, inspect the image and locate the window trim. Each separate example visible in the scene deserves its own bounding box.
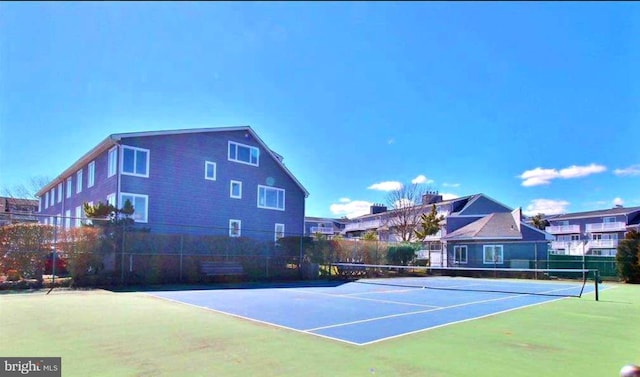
[453,245,468,264]
[108,147,118,178]
[230,180,242,199]
[66,177,72,198]
[44,192,49,209]
[229,219,241,238]
[257,185,285,211]
[204,161,217,181]
[275,223,285,242]
[121,145,150,178]
[88,161,95,188]
[50,189,55,207]
[76,169,83,194]
[483,245,504,264]
[119,192,149,223]
[57,182,63,203]
[228,141,259,167]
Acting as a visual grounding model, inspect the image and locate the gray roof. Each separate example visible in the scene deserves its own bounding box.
[550,206,640,221]
[443,212,523,241]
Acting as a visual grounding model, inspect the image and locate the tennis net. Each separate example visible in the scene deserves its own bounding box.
[329,263,600,299]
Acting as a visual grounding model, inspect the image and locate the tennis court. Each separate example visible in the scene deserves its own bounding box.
[146,272,600,346]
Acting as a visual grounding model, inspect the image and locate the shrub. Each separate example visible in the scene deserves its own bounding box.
[387,245,417,266]
[616,230,640,283]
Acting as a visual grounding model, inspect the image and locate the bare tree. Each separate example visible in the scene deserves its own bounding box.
[2,176,51,199]
[383,182,434,242]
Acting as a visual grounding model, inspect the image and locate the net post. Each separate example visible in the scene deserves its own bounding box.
[594,269,599,301]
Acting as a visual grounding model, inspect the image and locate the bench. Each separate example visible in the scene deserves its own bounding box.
[201,261,245,278]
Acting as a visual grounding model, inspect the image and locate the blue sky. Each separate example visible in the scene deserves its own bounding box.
[1,2,639,219]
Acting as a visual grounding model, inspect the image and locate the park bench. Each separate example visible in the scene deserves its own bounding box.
[201,261,245,278]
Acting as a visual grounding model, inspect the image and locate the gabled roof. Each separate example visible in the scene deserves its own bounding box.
[550,206,640,221]
[443,212,523,241]
[36,126,309,197]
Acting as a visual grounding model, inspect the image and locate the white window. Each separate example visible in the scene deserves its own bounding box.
[483,245,504,264]
[44,192,49,209]
[205,161,216,181]
[120,193,149,223]
[76,169,83,193]
[66,177,72,198]
[88,161,95,188]
[229,219,241,237]
[258,185,285,211]
[275,223,285,242]
[108,147,118,177]
[106,193,116,207]
[57,183,62,203]
[454,245,468,264]
[75,206,82,227]
[50,189,55,206]
[64,210,71,228]
[603,217,616,223]
[121,146,149,177]
[228,141,259,166]
[230,180,242,199]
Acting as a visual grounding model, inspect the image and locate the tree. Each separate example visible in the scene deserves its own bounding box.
[414,204,445,241]
[616,230,640,283]
[362,231,378,241]
[1,176,52,199]
[531,213,550,231]
[383,182,433,242]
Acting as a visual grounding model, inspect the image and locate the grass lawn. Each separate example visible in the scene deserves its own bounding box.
[1,283,639,377]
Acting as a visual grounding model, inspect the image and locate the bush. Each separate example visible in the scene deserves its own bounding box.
[616,230,640,283]
[387,245,417,266]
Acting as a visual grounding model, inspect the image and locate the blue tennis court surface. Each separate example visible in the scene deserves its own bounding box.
[145,277,599,346]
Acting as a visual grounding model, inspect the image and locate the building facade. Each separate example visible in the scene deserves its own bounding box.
[35,127,308,242]
[545,206,640,256]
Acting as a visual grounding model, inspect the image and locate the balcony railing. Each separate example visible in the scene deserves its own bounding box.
[586,239,619,249]
[545,224,580,234]
[586,222,626,233]
[550,241,586,256]
[310,226,334,234]
[344,219,383,232]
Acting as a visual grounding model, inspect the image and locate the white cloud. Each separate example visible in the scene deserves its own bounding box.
[339,197,351,203]
[614,164,640,177]
[367,181,403,191]
[519,164,607,187]
[440,192,460,200]
[411,175,434,185]
[523,199,570,216]
[613,197,624,206]
[442,182,460,188]
[329,199,372,219]
[387,138,395,145]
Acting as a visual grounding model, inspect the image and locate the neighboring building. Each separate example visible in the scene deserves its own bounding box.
[304,217,346,238]
[35,126,309,242]
[545,205,640,256]
[341,192,551,267]
[0,196,39,225]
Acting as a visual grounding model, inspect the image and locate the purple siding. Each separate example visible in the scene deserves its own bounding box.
[38,129,306,242]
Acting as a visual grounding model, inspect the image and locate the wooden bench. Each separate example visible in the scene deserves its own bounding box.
[201,261,245,278]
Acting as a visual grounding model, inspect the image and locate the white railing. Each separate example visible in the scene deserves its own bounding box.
[422,230,442,240]
[545,224,580,234]
[344,219,383,232]
[550,241,586,256]
[310,226,334,234]
[586,239,619,249]
[586,222,626,232]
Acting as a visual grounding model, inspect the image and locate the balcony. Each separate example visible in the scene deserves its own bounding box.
[586,239,619,249]
[422,230,443,240]
[310,226,334,234]
[545,224,580,234]
[550,241,585,255]
[344,219,383,232]
[586,222,626,233]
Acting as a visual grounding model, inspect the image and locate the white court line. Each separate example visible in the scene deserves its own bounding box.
[283,287,441,309]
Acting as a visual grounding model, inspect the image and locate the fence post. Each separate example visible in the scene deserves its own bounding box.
[120,220,126,286]
[180,234,184,283]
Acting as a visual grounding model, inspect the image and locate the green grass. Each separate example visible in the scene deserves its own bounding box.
[1,284,639,376]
